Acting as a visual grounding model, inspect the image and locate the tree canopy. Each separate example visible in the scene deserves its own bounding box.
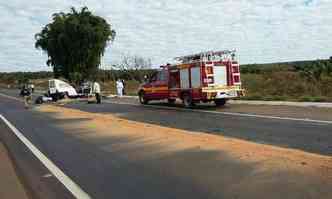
[35,7,116,84]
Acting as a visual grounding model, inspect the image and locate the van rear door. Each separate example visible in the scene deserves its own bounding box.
[49,80,57,94]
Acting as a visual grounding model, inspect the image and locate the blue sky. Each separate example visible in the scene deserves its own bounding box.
[0,0,331,72]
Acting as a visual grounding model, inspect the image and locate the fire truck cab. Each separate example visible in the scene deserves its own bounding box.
[138,50,245,107]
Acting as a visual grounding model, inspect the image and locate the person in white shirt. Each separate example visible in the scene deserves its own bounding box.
[30,84,35,93]
[93,81,101,104]
[116,79,124,97]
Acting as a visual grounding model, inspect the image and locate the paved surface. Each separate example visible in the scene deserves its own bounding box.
[0,143,29,199]
[0,89,332,199]
[106,96,332,122]
[107,94,332,108]
[2,88,332,155]
[1,88,332,154]
[70,98,332,156]
[0,97,74,199]
[229,99,332,108]
[3,87,332,121]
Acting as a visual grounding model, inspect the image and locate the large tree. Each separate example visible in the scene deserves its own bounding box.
[35,7,116,84]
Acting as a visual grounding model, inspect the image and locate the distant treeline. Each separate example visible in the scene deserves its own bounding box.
[0,71,53,84]
[240,58,332,74]
[1,58,331,84]
[0,69,156,84]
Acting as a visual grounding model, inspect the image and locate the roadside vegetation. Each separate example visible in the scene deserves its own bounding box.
[1,58,332,102]
[240,58,332,102]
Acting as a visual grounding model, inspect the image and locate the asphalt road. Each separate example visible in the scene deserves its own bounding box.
[2,88,332,156]
[0,89,332,198]
[66,100,332,156]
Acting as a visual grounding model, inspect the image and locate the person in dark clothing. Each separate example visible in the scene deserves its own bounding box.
[122,79,126,95]
[20,85,32,108]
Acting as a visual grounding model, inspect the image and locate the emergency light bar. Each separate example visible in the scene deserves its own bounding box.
[175,50,236,61]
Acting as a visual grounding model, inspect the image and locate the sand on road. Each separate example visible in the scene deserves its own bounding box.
[38,105,332,199]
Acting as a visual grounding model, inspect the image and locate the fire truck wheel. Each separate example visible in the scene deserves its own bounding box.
[139,92,149,104]
[215,99,226,107]
[167,99,176,104]
[182,93,194,108]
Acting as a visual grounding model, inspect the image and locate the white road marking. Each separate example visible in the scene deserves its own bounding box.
[42,173,53,178]
[0,115,91,199]
[104,101,332,125]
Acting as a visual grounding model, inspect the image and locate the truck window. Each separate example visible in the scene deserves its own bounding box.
[157,70,167,81]
[150,72,158,82]
[169,70,180,88]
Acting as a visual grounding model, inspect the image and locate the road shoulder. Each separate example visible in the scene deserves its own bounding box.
[0,142,29,199]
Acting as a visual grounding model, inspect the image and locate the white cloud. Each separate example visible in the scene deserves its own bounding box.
[0,0,331,72]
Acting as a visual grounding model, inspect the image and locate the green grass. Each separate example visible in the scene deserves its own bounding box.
[241,72,332,102]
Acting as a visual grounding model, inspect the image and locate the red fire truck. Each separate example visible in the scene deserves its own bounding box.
[138,50,245,107]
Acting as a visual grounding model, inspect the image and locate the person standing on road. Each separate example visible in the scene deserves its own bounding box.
[122,79,126,95]
[93,81,101,104]
[30,84,35,93]
[116,79,124,97]
[20,85,32,108]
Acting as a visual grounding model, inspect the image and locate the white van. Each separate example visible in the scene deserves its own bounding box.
[48,79,77,101]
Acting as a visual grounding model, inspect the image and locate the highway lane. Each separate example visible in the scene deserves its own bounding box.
[2,87,332,122]
[0,95,229,199]
[0,96,76,199]
[1,88,332,155]
[60,101,332,156]
[0,91,332,199]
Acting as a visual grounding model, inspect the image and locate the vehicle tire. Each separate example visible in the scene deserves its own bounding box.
[139,91,149,104]
[182,93,194,108]
[215,99,226,107]
[35,96,43,104]
[167,98,176,105]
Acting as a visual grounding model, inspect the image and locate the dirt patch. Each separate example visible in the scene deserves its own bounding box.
[38,104,332,198]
